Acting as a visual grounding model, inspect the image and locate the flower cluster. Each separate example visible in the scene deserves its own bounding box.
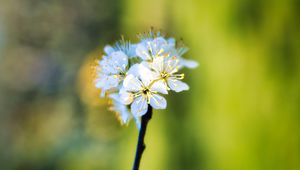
[95,32,198,128]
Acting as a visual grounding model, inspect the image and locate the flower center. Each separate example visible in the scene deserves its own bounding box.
[142,88,150,95]
[160,72,169,79]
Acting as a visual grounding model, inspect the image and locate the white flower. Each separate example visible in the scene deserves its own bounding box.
[167,40,199,69]
[174,47,199,69]
[95,51,128,96]
[121,64,168,117]
[136,37,171,61]
[94,32,198,128]
[113,41,137,58]
[150,56,190,92]
[136,36,198,69]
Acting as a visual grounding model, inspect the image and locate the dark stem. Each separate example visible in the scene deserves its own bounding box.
[132,106,153,170]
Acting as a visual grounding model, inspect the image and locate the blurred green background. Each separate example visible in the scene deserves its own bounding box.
[0,0,299,170]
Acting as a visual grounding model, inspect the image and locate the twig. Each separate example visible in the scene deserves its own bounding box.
[132,106,153,170]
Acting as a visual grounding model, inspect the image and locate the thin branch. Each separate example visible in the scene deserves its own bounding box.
[132,106,153,170]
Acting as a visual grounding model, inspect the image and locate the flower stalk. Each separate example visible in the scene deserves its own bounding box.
[132,106,153,170]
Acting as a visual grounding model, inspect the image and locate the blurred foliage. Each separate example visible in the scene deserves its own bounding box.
[0,0,300,170]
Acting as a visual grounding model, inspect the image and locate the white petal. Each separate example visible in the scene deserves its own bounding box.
[150,79,168,94]
[136,44,151,60]
[104,45,114,55]
[100,56,118,74]
[167,78,189,92]
[164,56,180,74]
[111,101,132,124]
[180,58,199,69]
[152,37,168,55]
[151,56,165,72]
[131,96,148,117]
[133,115,141,130]
[106,75,120,88]
[119,89,134,105]
[127,64,140,77]
[138,64,156,86]
[123,74,142,92]
[110,51,128,71]
[128,44,137,58]
[120,110,131,124]
[149,94,167,109]
[96,75,119,92]
[95,77,105,88]
[100,90,106,97]
[167,38,176,47]
[109,93,119,101]
[154,37,168,44]
[119,109,131,124]
[98,75,119,97]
